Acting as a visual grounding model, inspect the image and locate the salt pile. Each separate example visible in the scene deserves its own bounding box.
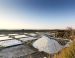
[29,33,37,37]
[64,40,73,48]
[15,35,28,38]
[0,39,22,47]
[20,37,37,42]
[33,35,63,54]
[0,36,13,41]
[8,34,19,36]
[0,34,5,37]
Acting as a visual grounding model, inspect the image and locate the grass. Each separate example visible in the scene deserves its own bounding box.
[54,42,75,58]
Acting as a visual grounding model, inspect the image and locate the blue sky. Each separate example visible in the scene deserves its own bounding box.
[0,0,75,29]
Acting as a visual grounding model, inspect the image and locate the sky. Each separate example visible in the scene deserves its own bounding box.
[0,0,75,29]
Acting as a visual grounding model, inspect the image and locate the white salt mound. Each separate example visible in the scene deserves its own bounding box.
[0,39,22,47]
[8,34,18,36]
[0,36,13,41]
[29,33,37,36]
[15,35,28,38]
[0,34,5,37]
[64,40,73,48]
[33,36,63,54]
[20,37,37,42]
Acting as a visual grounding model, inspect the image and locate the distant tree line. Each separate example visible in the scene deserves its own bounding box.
[55,27,75,40]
